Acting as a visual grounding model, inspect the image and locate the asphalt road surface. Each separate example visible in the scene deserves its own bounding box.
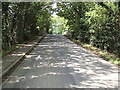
[3,34,119,88]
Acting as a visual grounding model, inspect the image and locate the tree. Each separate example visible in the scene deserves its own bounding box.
[2,2,52,51]
[56,2,120,56]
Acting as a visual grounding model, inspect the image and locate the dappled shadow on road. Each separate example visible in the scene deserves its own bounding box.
[2,39,39,71]
[3,34,118,88]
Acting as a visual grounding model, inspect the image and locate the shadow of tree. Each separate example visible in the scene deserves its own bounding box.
[3,34,119,88]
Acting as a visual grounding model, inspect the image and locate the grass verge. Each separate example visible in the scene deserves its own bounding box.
[70,38,120,66]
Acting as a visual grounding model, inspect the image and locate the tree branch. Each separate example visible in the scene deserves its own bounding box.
[98,2,113,15]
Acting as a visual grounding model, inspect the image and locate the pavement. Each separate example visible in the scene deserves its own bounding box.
[2,34,120,89]
[1,35,46,81]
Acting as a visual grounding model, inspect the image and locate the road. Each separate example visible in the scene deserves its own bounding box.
[3,34,119,88]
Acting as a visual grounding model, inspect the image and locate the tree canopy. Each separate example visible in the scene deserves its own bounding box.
[2,2,52,50]
[56,2,120,56]
[2,2,120,57]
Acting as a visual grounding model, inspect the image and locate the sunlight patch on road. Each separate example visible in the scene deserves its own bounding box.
[22,66,31,70]
[30,75,38,79]
[24,44,32,47]
[12,53,25,56]
[8,76,25,84]
[25,55,39,59]
[35,55,43,60]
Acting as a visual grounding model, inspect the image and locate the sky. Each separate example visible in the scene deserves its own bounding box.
[51,2,58,17]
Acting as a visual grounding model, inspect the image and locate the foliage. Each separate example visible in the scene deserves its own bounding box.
[50,16,68,34]
[2,2,52,51]
[56,2,120,57]
[2,2,120,59]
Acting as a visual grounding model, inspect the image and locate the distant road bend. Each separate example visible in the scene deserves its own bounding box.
[3,34,119,88]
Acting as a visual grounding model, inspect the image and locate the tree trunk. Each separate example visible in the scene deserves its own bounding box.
[16,11,24,43]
